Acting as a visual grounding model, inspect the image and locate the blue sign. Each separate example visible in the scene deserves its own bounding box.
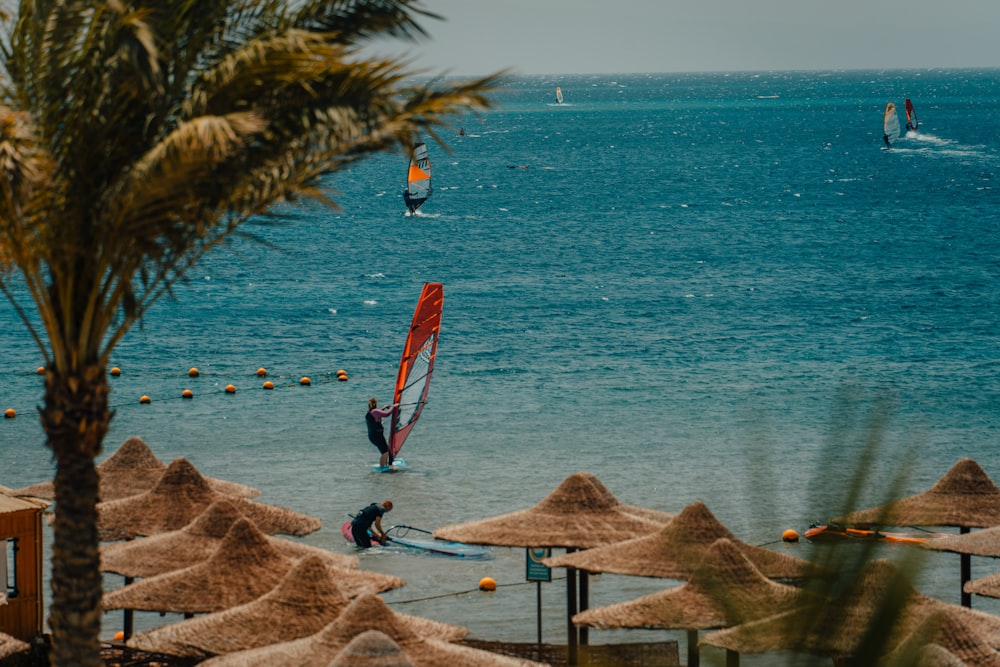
[525,547,551,582]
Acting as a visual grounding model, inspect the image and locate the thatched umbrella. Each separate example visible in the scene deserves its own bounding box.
[0,632,29,660]
[432,471,673,665]
[100,498,357,578]
[326,630,416,667]
[195,593,545,667]
[544,501,827,580]
[882,610,1000,667]
[96,458,320,540]
[14,435,260,500]
[835,457,1000,607]
[126,555,462,658]
[102,518,403,614]
[700,560,1000,664]
[572,538,822,667]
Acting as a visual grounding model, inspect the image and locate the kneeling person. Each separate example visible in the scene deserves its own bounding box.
[351,500,393,548]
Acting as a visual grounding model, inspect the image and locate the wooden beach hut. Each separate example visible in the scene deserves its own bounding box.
[0,492,48,642]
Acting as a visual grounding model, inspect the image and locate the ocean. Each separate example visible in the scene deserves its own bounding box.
[2,69,999,662]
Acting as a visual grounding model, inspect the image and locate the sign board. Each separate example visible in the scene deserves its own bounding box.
[525,547,551,582]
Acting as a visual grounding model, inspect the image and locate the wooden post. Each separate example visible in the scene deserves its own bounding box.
[961,525,971,608]
[687,629,700,667]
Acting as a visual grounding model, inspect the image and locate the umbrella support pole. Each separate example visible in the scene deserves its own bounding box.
[579,570,589,646]
[123,576,133,640]
[567,556,578,666]
[727,648,739,667]
[536,581,543,644]
[961,528,971,608]
[687,629,699,667]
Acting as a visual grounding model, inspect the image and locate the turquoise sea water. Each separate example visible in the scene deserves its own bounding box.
[2,69,999,661]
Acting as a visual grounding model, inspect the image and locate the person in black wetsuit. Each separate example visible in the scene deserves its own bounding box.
[366,397,397,467]
[351,500,393,548]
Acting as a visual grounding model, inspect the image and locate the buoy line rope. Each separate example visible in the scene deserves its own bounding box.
[387,576,568,606]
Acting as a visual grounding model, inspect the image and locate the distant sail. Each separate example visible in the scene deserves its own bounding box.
[883,102,901,148]
[555,87,563,104]
[388,282,443,460]
[904,98,919,131]
[403,143,431,214]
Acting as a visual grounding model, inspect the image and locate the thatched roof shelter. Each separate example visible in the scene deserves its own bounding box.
[100,498,356,577]
[835,457,1000,607]
[126,556,462,658]
[196,594,547,667]
[432,472,672,548]
[544,501,827,580]
[835,458,1000,529]
[102,519,403,614]
[0,632,29,660]
[327,630,416,667]
[431,471,673,664]
[14,436,260,500]
[699,560,1000,663]
[573,538,820,631]
[882,611,1000,667]
[923,524,1000,558]
[96,458,320,540]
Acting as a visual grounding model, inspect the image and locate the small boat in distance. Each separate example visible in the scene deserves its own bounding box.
[555,86,563,104]
[883,102,901,148]
[403,143,432,214]
[905,98,919,131]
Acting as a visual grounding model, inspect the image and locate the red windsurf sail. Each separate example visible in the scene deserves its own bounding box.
[388,283,443,459]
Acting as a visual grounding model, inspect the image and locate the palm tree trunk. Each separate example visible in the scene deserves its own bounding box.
[42,366,110,667]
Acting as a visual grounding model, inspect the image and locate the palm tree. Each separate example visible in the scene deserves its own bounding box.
[0,1,499,664]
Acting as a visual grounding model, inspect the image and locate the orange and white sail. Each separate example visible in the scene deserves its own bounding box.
[403,143,431,213]
[388,283,443,460]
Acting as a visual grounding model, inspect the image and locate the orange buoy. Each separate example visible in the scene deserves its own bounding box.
[36,366,45,375]
[299,377,311,386]
[336,369,348,377]
[256,367,268,377]
[782,529,800,543]
[139,395,151,404]
[225,384,236,394]
[109,367,121,376]
[4,408,15,419]
[262,381,274,390]
[181,389,194,399]
[337,373,349,381]
[479,577,497,592]
[188,367,200,377]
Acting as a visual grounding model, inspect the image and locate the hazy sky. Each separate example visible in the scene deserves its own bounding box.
[374,0,1000,76]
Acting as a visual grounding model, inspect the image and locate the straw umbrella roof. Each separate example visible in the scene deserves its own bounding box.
[102,518,403,614]
[126,555,463,658]
[923,524,1000,558]
[326,630,416,667]
[432,472,672,548]
[573,538,822,631]
[14,436,260,501]
[699,559,1000,660]
[964,571,1000,600]
[196,593,546,667]
[836,458,1000,529]
[96,458,320,540]
[100,498,356,578]
[543,501,827,580]
[884,610,1000,667]
[0,632,29,660]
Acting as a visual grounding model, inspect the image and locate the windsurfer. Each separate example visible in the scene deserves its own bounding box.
[366,398,398,467]
[351,500,393,548]
[883,133,892,149]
